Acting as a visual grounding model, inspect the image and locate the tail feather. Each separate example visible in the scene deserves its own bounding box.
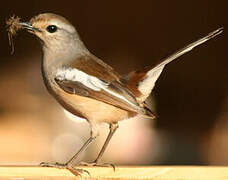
[122,28,223,103]
[143,102,157,119]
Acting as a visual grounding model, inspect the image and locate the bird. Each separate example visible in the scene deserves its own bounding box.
[13,13,222,173]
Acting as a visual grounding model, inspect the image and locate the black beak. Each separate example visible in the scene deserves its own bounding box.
[19,22,41,32]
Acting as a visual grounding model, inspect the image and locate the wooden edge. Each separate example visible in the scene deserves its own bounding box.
[0,165,228,180]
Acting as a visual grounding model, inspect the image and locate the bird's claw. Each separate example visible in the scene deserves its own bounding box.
[39,162,67,168]
[39,162,90,176]
[79,161,116,171]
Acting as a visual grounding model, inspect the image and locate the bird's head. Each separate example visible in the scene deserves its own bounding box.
[20,13,86,55]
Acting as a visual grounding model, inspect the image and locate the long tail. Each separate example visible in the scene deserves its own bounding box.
[122,27,223,103]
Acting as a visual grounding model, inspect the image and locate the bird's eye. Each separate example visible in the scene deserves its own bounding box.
[46,25,58,33]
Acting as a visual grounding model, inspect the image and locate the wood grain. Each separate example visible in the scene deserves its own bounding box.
[0,166,228,180]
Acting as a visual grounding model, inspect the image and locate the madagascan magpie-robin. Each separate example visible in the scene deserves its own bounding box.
[7,13,223,173]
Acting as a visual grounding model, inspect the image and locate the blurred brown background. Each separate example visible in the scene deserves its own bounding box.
[0,1,227,165]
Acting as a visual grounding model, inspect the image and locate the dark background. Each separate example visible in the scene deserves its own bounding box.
[0,1,227,165]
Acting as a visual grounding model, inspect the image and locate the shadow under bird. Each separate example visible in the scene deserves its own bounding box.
[10,13,223,174]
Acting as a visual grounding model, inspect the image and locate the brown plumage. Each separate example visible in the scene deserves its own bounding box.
[122,66,153,97]
[6,13,223,174]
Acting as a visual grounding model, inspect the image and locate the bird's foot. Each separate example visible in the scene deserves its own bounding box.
[79,161,116,171]
[39,162,90,176]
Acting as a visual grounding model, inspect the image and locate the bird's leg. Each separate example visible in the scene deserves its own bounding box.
[80,123,119,170]
[94,123,119,164]
[40,125,99,175]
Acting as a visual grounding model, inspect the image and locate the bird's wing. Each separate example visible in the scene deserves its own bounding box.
[122,28,223,103]
[55,56,145,114]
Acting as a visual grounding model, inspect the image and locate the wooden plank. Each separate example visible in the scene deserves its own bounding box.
[0,166,228,180]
